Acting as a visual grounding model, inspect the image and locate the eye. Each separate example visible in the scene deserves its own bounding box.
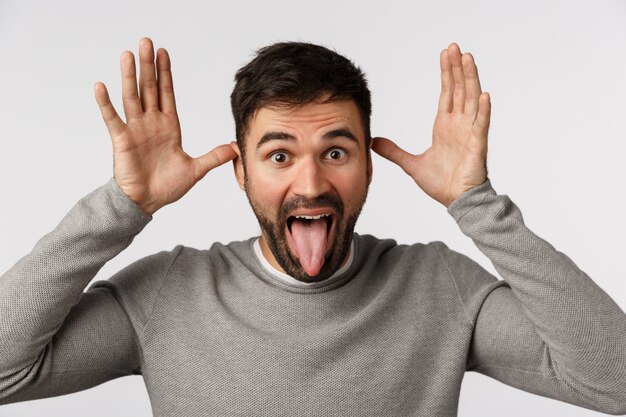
[324,148,347,161]
[269,151,290,164]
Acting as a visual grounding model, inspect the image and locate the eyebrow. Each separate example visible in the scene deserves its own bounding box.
[256,128,360,150]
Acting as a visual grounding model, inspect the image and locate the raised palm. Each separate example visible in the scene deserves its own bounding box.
[372,43,491,208]
[94,37,236,216]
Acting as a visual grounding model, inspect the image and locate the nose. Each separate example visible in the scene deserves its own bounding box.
[290,156,332,199]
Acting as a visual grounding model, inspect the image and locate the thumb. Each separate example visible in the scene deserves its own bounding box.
[371,137,414,173]
[193,143,239,182]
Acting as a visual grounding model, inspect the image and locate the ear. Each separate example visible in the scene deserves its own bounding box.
[367,140,373,185]
[230,141,245,190]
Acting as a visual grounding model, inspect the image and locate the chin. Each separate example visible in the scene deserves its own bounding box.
[265,213,358,284]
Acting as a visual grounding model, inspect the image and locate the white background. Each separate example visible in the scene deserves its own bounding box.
[1,0,625,416]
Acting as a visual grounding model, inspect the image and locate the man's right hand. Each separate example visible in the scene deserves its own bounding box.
[94,37,237,216]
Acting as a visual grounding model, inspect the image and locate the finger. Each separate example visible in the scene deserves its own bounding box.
[370,137,414,173]
[94,82,125,138]
[193,144,239,182]
[462,52,482,117]
[437,49,453,114]
[473,92,491,139]
[156,48,177,115]
[120,51,142,120]
[138,37,159,112]
[448,43,466,113]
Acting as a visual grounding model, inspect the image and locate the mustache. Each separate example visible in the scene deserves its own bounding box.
[279,193,344,222]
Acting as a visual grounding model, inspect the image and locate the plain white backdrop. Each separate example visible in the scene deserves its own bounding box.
[1,0,625,416]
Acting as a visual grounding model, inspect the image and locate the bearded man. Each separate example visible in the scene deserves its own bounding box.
[1,37,625,416]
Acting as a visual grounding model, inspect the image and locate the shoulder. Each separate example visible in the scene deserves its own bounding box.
[355,233,445,267]
[85,239,257,330]
[353,234,460,290]
[356,234,506,317]
[86,245,186,329]
[166,237,257,271]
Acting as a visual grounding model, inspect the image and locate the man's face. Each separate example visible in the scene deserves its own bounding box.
[233,95,372,283]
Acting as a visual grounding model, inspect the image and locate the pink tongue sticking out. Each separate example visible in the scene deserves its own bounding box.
[290,218,328,277]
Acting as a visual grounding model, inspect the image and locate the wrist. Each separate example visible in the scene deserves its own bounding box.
[113,178,159,217]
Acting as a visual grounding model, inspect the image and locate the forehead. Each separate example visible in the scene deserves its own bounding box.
[247,98,364,145]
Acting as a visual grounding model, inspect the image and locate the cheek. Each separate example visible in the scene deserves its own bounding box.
[334,171,369,207]
[245,168,289,211]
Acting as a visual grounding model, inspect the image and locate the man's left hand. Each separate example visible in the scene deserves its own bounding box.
[371,43,491,208]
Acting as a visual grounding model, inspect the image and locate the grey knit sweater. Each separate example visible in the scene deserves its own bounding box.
[1,178,625,416]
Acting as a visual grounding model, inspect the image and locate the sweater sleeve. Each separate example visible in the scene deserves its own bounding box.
[0,178,153,404]
[444,178,626,415]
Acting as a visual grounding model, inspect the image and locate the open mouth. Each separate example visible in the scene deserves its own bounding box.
[287,214,333,235]
[285,212,336,277]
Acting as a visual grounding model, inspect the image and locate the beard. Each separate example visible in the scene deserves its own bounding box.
[246,189,367,283]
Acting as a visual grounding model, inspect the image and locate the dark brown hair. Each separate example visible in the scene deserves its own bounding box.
[230,41,372,161]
